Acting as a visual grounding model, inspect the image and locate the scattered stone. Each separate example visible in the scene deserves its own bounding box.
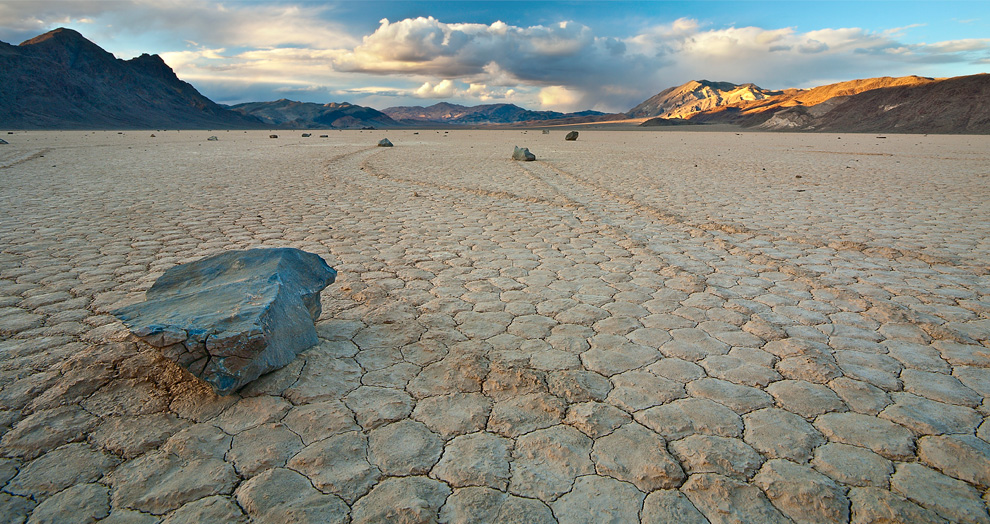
[641,489,709,524]
[350,476,451,524]
[431,431,512,489]
[0,139,7,145]
[26,483,109,524]
[670,435,764,480]
[812,442,893,488]
[743,408,824,462]
[814,412,915,460]
[269,134,278,138]
[377,138,393,147]
[207,136,218,141]
[891,463,990,524]
[754,459,850,524]
[368,419,443,476]
[235,468,348,524]
[113,248,337,395]
[565,131,579,141]
[107,451,238,515]
[301,133,311,137]
[510,425,594,501]
[286,431,381,503]
[511,146,536,161]
[161,495,246,524]
[551,475,644,523]
[591,422,685,490]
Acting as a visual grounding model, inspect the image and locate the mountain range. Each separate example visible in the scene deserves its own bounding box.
[381,102,605,125]
[228,99,398,129]
[1,28,987,133]
[0,28,262,129]
[640,75,990,133]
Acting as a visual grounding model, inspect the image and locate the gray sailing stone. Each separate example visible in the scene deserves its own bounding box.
[565,131,579,141]
[512,146,536,161]
[377,138,393,147]
[113,248,336,395]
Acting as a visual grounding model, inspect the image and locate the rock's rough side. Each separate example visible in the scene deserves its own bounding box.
[113,248,336,395]
[512,146,536,161]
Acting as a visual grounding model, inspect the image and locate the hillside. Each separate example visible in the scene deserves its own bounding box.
[638,75,989,133]
[0,28,263,129]
[382,102,604,125]
[229,99,399,129]
[627,80,780,119]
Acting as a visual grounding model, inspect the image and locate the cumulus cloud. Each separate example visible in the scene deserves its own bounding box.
[2,2,987,111]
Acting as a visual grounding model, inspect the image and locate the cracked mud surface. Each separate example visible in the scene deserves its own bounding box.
[1,129,988,523]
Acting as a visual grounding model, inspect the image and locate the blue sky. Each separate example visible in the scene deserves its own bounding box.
[2,1,988,112]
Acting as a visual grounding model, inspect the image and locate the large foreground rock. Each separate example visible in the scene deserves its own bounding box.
[114,248,336,395]
[512,146,536,161]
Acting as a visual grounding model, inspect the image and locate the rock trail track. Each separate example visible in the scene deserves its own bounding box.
[0,129,988,523]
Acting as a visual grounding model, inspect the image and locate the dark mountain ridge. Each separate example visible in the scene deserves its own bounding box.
[382,102,605,125]
[229,99,399,129]
[0,28,263,129]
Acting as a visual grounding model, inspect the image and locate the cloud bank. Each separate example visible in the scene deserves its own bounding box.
[2,2,988,111]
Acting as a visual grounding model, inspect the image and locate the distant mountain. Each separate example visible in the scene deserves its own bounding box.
[627,80,780,119]
[382,102,605,125]
[229,99,399,129]
[648,74,990,133]
[0,28,263,129]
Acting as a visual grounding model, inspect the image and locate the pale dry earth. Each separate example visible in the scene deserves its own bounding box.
[0,128,989,523]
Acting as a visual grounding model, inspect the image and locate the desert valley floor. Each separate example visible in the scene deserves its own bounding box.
[1,129,989,523]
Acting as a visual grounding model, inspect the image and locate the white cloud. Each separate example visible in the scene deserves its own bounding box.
[3,3,988,112]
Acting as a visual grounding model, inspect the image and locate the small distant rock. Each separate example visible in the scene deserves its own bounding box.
[542,129,550,134]
[378,138,393,147]
[301,133,311,137]
[512,146,536,161]
[319,135,329,138]
[149,134,156,138]
[269,134,278,139]
[207,136,218,141]
[565,131,579,141]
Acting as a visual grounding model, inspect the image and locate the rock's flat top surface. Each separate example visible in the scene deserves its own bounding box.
[1,129,988,523]
[113,247,336,395]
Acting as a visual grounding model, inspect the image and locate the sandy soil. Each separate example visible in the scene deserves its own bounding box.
[1,129,988,523]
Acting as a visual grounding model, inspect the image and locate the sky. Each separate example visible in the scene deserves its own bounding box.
[2,1,989,112]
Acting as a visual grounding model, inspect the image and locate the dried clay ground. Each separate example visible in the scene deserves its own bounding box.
[1,129,989,523]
